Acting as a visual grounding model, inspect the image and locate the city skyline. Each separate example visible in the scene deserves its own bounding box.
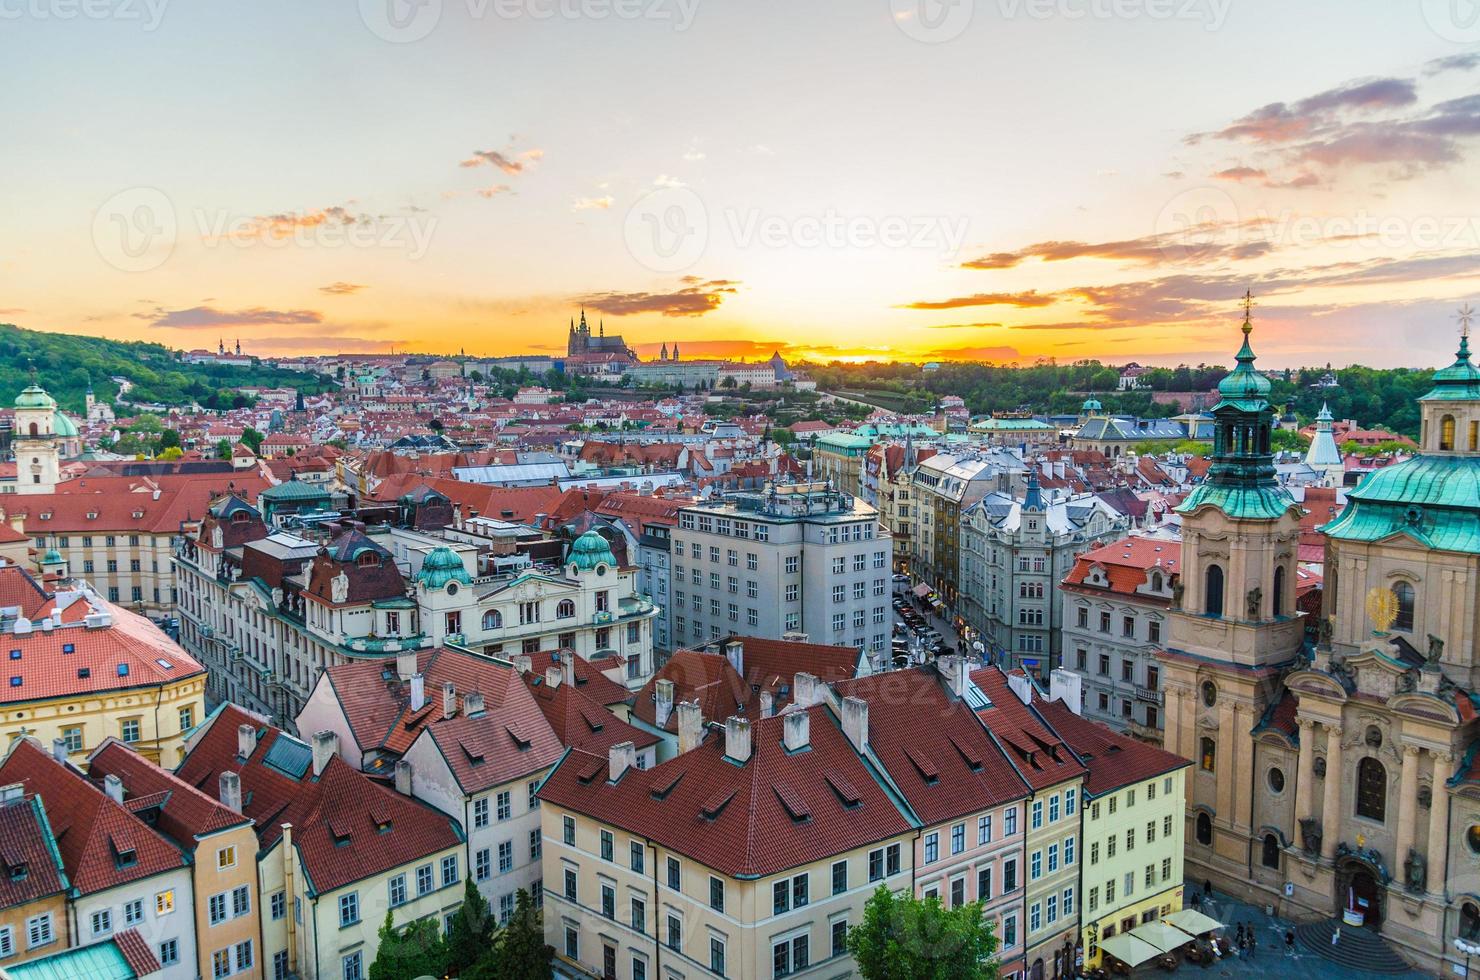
[4,0,1479,367]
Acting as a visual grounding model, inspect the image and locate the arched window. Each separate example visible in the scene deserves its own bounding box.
[1392,582,1415,632]
[1150,572,1163,592]
[1205,564,1224,617]
[556,599,575,619]
[1200,736,1216,773]
[1471,420,1478,452]
[1356,757,1387,822]
[1441,414,1457,451]
[1196,812,1212,845]
[1272,565,1286,618]
[1262,833,1281,868]
[27,423,37,437]
[481,610,502,630]
[356,552,379,568]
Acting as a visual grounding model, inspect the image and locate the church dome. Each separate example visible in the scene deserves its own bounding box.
[416,547,472,589]
[1421,333,1480,402]
[52,411,78,438]
[41,549,64,565]
[14,385,56,411]
[1082,397,1102,413]
[1216,319,1272,403]
[569,530,616,571]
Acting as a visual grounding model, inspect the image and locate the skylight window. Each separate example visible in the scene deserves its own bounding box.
[7,677,19,688]
[155,659,173,670]
[117,664,130,677]
[7,651,18,661]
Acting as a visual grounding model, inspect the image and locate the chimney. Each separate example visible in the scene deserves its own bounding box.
[758,691,774,718]
[238,724,258,759]
[1006,672,1033,706]
[793,671,820,708]
[51,738,67,763]
[676,701,703,754]
[103,773,124,804]
[219,771,242,813]
[511,654,532,675]
[654,678,675,728]
[410,674,426,712]
[396,650,417,681]
[394,759,413,796]
[781,630,810,644]
[464,691,485,716]
[0,783,23,804]
[545,665,563,689]
[937,654,967,697]
[1049,668,1083,715]
[724,639,744,677]
[782,709,810,752]
[723,715,752,764]
[561,653,576,688]
[442,681,457,719]
[311,730,339,777]
[608,741,637,782]
[842,696,869,753]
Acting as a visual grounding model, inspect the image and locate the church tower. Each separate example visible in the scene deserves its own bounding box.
[1156,296,1304,892]
[13,371,60,495]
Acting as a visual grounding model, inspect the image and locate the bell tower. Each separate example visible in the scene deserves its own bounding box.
[1156,294,1305,892]
[13,369,60,496]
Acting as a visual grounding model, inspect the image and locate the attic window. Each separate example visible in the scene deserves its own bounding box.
[700,788,737,821]
[576,758,605,785]
[649,771,684,801]
[948,734,983,771]
[904,746,939,784]
[109,836,137,868]
[356,553,380,568]
[328,818,352,845]
[7,677,18,688]
[155,659,173,670]
[132,510,144,520]
[773,782,811,823]
[61,644,74,654]
[77,667,90,679]
[825,772,861,808]
[39,513,51,521]
[6,651,18,661]
[460,742,485,765]
[117,664,130,677]
[505,726,532,750]
[86,512,98,520]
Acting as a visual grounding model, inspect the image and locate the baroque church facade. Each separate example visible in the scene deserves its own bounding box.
[1157,308,1480,974]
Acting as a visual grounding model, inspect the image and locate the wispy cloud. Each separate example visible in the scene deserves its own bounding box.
[571,195,615,212]
[960,231,1274,270]
[577,278,740,318]
[898,291,1057,310]
[138,306,325,329]
[319,282,368,296]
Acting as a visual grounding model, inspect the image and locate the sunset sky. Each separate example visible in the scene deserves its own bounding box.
[4,0,1479,367]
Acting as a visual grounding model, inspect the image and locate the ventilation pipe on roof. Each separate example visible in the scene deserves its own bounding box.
[758,691,774,719]
[782,709,810,752]
[464,691,485,717]
[676,701,703,754]
[654,678,675,728]
[510,654,532,675]
[608,741,636,782]
[50,739,67,763]
[219,771,242,813]
[394,759,413,796]
[724,639,744,677]
[1049,669,1083,715]
[410,674,426,712]
[311,730,339,777]
[238,724,257,759]
[562,653,575,688]
[442,682,457,720]
[723,716,751,764]
[1006,672,1033,706]
[841,696,869,753]
[103,773,124,804]
[544,666,562,689]
[396,651,417,682]
[793,672,820,708]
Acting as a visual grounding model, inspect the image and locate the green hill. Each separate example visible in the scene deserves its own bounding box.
[0,323,332,413]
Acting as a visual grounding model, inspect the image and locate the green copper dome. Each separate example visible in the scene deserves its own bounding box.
[1082,396,1102,413]
[41,549,64,565]
[52,411,78,438]
[1420,334,1480,402]
[1323,454,1480,553]
[569,530,616,571]
[1216,319,1273,406]
[416,547,472,588]
[14,385,56,411]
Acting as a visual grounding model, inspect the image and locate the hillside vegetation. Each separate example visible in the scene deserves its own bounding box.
[0,324,329,412]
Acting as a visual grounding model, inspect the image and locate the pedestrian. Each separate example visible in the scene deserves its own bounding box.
[1249,929,1257,960]
[1235,923,1244,947]
[1285,929,1295,956]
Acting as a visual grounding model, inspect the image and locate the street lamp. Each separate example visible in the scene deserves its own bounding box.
[1455,937,1480,977]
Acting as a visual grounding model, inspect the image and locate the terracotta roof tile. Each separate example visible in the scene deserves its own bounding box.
[1034,698,1189,796]
[969,666,1086,791]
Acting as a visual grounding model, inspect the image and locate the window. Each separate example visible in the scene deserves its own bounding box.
[710,876,725,912]
[1442,413,1457,450]
[158,890,177,915]
[562,815,575,845]
[1272,564,1286,618]
[978,814,992,844]
[1003,856,1018,892]
[210,893,228,925]
[214,950,231,978]
[1049,795,1060,823]
[1205,564,1224,616]
[498,841,514,873]
[1392,581,1416,632]
[1002,912,1017,949]
[1065,836,1075,865]
[951,822,965,854]
[233,885,250,917]
[235,941,254,973]
[1047,894,1058,923]
[710,937,726,975]
[667,856,681,891]
[601,884,615,919]
[496,790,512,821]
[1004,806,1017,836]
[342,951,363,980]
[832,860,847,895]
[25,914,52,950]
[1031,800,1043,829]
[631,840,644,873]
[565,927,579,960]
[1357,757,1387,821]
[1030,902,1041,932]
[338,892,359,926]
[924,832,939,863]
[667,914,682,950]
[159,938,178,966]
[1200,736,1216,772]
[121,719,141,743]
[978,865,992,901]
[417,864,433,895]
[390,873,408,905]
[600,829,613,861]
[179,705,194,731]
[563,868,577,901]
[1030,850,1042,880]
[631,896,646,931]
[91,910,112,936]
[1196,812,1212,845]
[1262,833,1281,868]
[473,797,489,828]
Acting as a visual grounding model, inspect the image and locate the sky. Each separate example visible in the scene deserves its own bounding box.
[2,0,1479,368]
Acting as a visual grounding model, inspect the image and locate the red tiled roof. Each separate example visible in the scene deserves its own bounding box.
[631,651,750,733]
[539,705,912,877]
[1034,698,1189,796]
[0,794,68,910]
[1061,536,1180,599]
[969,666,1087,791]
[87,739,248,846]
[7,473,270,534]
[176,705,462,895]
[524,675,660,756]
[722,636,863,704]
[522,650,631,707]
[836,668,1028,825]
[113,929,162,977]
[0,739,187,895]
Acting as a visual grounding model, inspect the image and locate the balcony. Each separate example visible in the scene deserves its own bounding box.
[1135,686,1164,705]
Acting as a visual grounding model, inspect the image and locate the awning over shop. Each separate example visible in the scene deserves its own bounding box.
[1164,908,1223,935]
[1099,933,1162,967]
[1130,920,1198,952]
[912,583,934,598]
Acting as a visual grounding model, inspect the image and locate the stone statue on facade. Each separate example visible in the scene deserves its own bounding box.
[1171,580,1184,608]
[1317,615,1333,647]
[1299,816,1322,856]
[1427,634,1445,666]
[1404,848,1427,892]
[1247,586,1262,619]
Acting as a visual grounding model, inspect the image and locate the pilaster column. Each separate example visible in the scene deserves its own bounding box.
[1427,752,1453,896]
[1163,685,1183,759]
[1320,724,1344,860]
[1216,700,1236,821]
[1233,704,1253,832]
[1294,718,1315,822]
[1394,745,1421,867]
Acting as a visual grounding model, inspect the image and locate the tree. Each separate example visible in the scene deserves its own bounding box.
[240,427,265,454]
[158,428,182,450]
[428,418,445,434]
[847,886,1000,980]
[471,889,552,980]
[1271,428,1310,452]
[444,878,495,976]
[160,446,183,460]
[215,438,232,460]
[368,910,445,980]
